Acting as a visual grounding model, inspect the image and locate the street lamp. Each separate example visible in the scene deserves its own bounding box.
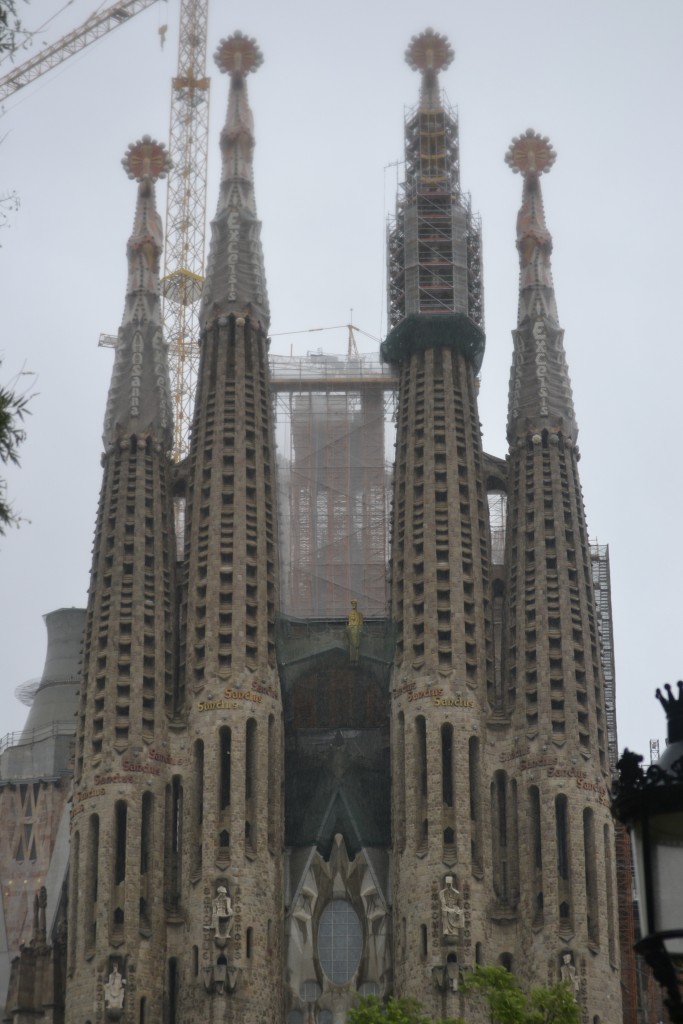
[612,682,683,1024]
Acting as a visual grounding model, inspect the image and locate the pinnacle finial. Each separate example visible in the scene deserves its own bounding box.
[506,129,556,178]
[656,682,683,745]
[104,137,173,451]
[122,136,171,183]
[405,29,454,74]
[215,32,263,79]
[202,30,269,329]
[656,681,683,717]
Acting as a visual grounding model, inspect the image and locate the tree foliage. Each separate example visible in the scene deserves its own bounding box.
[346,969,580,1024]
[0,0,25,58]
[459,966,580,1024]
[347,995,459,1024]
[0,363,31,535]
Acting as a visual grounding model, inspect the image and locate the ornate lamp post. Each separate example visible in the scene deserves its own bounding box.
[612,682,683,1023]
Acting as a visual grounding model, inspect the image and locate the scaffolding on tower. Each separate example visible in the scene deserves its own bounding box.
[591,542,618,771]
[387,95,484,330]
[271,349,397,620]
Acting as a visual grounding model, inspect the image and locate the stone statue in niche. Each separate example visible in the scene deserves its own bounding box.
[439,876,461,941]
[346,600,363,665]
[560,951,579,999]
[209,884,234,946]
[104,962,126,1018]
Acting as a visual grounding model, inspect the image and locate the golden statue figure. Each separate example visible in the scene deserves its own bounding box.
[346,600,363,666]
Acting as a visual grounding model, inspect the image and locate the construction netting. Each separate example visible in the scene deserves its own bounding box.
[271,353,397,619]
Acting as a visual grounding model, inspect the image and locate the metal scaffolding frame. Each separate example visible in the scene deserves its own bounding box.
[271,354,397,620]
[590,542,618,771]
[387,98,484,331]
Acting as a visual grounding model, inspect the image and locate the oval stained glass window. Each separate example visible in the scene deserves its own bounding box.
[317,899,363,984]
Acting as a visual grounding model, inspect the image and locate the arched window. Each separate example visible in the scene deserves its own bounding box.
[219,728,231,809]
[114,801,127,885]
[318,901,363,984]
[583,808,599,944]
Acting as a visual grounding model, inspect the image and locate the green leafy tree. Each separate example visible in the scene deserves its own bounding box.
[459,966,580,1024]
[346,969,579,1024]
[0,363,32,534]
[347,995,459,1024]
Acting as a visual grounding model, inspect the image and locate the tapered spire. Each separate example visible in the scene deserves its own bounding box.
[383,29,485,360]
[103,137,173,450]
[201,31,269,330]
[506,130,577,443]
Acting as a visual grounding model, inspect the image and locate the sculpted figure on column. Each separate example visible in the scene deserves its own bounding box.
[439,877,461,938]
[210,885,234,943]
[346,601,363,665]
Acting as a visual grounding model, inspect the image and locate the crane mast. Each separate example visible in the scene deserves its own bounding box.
[161,0,209,461]
[2,0,210,463]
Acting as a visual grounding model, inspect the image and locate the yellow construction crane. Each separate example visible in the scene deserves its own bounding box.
[161,0,209,462]
[1,0,210,462]
[0,0,163,102]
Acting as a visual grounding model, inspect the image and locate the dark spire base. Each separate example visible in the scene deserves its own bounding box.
[381,313,485,372]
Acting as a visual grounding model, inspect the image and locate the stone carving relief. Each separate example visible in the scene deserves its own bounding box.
[560,951,579,1000]
[285,835,392,1023]
[103,962,126,1019]
[208,884,234,946]
[439,875,461,942]
[360,866,390,993]
[203,955,239,996]
[287,869,318,999]
[200,880,240,995]
[433,953,459,994]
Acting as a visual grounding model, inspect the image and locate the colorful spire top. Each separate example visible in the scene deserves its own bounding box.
[102,138,173,451]
[506,131,577,444]
[215,31,263,78]
[119,136,171,328]
[506,130,558,326]
[405,28,454,109]
[201,32,269,329]
[506,130,556,178]
[122,135,171,183]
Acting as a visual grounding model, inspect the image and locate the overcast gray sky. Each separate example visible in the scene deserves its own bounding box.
[1,0,681,758]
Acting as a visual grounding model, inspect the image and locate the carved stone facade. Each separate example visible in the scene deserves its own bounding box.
[2,27,647,1024]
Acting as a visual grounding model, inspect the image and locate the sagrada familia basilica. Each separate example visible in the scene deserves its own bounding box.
[0,27,658,1024]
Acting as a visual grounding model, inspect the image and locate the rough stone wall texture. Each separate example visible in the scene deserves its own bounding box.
[389,341,493,1016]
[178,313,283,1023]
[67,437,176,1024]
[388,335,621,1021]
[0,781,70,957]
[500,434,622,1023]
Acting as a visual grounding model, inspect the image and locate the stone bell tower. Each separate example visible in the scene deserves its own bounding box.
[177,31,283,1023]
[382,29,492,1013]
[501,130,621,1020]
[67,136,176,1024]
